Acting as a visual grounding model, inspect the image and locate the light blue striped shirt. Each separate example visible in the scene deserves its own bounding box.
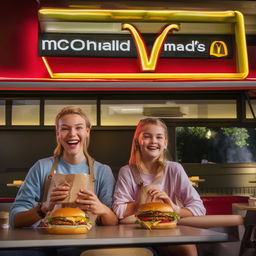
[10,156,115,227]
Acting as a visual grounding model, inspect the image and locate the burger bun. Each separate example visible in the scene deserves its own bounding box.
[44,207,90,235]
[50,207,85,218]
[45,226,89,234]
[137,202,174,215]
[137,202,178,230]
[140,221,177,229]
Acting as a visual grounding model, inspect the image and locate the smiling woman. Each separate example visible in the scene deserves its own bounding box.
[7,106,118,256]
[55,108,91,165]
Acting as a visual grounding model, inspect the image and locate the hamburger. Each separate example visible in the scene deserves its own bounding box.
[136,202,179,229]
[43,207,92,234]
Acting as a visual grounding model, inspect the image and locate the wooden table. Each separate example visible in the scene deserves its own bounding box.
[232,203,256,256]
[0,224,228,249]
[232,203,256,212]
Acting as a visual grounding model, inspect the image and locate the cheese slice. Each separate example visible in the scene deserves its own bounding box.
[141,221,161,230]
[151,221,160,227]
[142,221,152,230]
[65,216,85,222]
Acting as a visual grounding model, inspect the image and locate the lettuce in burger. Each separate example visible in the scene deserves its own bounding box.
[43,207,92,234]
[136,202,180,229]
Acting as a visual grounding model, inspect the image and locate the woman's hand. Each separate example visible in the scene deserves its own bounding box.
[41,185,70,214]
[76,189,109,216]
[76,189,118,226]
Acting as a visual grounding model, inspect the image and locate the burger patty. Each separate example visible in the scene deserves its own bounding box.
[137,211,175,221]
[50,217,76,226]
[137,211,172,218]
[138,216,174,221]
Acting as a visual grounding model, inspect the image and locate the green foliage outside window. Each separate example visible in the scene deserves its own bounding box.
[176,127,255,163]
[221,128,249,147]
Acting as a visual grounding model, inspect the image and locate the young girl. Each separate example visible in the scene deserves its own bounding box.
[113,118,206,256]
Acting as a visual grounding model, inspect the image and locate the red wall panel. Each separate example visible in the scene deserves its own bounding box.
[0,0,255,83]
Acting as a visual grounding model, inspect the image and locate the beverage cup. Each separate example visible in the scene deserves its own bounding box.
[0,211,9,229]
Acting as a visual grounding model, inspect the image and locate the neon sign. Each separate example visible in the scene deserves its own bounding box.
[39,9,248,80]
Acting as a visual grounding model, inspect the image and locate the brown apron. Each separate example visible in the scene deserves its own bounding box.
[130,164,183,208]
[119,165,164,224]
[42,157,97,222]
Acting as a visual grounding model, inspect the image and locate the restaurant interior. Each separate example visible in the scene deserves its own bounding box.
[0,0,256,255]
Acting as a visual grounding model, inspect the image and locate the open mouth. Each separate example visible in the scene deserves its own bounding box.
[147,146,159,150]
[66,140,80,147]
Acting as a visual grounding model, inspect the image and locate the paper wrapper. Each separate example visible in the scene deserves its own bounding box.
[139,185,184,209]
[138,184,164,205]
[45,173,97,223]
[46,173,91,204]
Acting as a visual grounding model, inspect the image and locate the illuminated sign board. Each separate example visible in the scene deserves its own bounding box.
[38,9,248,81]
[39,33,233,59]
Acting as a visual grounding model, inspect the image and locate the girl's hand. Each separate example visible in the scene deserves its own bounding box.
[147,188,181,214]
[76,189,108,216]
[41,185,70,213]
[148,188,172,204]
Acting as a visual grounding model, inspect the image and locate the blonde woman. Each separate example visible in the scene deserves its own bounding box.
[11,106,117,228]
[113,118,206,256]
[6,106,118,256]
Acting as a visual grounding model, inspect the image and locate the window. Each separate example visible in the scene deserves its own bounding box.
[246,99,256,119]
[0,100,5,125]
[44,100,97,126]
[12,100,40,125]
[101,99,237,125]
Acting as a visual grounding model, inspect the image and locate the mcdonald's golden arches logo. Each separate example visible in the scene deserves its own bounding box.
[210,41,228,57]
[122,23,180,72]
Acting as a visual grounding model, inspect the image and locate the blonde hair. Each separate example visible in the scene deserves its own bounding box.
[129,118,168,173]
[53,106,92,163]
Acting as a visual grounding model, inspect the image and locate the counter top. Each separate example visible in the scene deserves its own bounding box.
[0,224,228,249]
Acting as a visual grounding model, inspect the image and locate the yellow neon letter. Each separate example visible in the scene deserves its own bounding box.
[122,23,180,72]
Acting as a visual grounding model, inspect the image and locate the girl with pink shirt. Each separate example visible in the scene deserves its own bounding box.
[113,118,206,256]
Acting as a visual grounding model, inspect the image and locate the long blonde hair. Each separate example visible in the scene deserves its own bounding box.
[53,106,93,164]
[129,118,168,173]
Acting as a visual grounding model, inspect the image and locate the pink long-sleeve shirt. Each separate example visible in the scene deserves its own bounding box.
[113,161,206,219]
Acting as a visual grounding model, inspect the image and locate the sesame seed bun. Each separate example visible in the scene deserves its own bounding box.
[50,207,86,218]
[137,202,174,215]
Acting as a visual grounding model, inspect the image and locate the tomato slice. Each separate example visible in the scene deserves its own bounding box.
[138,217,152,221]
